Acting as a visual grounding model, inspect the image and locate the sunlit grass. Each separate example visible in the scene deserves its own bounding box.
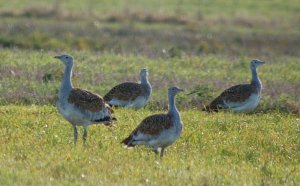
[0,105,299,185]
[0,1,299,185]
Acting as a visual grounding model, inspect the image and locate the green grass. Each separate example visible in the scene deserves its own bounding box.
[0,105,299,185]
[0,15,299,57]
[0,0,299,185]
[0,0,299,57]
[1,0,300,19]
[0,49,299,114]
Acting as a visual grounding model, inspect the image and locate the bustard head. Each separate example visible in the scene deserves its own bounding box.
[251,59,265,70]
[54,54,74,66]
[168,86,184,96]
[140,68,148,78]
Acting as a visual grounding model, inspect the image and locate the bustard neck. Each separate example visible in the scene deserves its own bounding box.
[141,74,151,96]
[168,93,182,132]
[251,66,262,91]
[168,93,178,115]
[140,74,149,85]
[60,64,73,94]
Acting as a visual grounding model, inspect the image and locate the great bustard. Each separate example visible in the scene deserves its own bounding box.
[54,54,115,144]
[122,86,183,157]
[104,68,151,109]
[203,59,265,112]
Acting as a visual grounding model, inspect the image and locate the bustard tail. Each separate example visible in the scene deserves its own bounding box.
[202,102,223,112]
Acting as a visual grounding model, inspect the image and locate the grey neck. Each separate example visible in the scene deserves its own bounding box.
[168,93,181,132]
[140,74,149,85]
[251,66,262,92]
[168,93,179,116]
[141,74,151,96]
[60,64,73,96]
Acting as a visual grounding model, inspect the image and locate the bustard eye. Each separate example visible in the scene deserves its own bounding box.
[66,56,69,59]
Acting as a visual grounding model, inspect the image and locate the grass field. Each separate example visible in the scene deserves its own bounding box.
[0,0,299,185]
[1,50,299,114]
[0,106,299,185]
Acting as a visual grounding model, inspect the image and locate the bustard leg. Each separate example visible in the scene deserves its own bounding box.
[83,127,87,144]
[160,148,165,158]
[153,149,159,155]
[73,126,78,145]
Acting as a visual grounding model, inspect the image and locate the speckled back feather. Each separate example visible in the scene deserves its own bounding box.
[134,114,173,135]
[68,88,106,112]
[204,84,258,111]
[104,82,146,101]
[121,114,173,146]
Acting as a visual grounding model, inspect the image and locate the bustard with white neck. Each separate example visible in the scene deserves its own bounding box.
[54,54,115,145]
[203,59,265,112]
[104,68,151,109]
[122,86,183,158]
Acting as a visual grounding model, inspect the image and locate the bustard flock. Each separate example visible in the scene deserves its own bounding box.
[54,54,265,157]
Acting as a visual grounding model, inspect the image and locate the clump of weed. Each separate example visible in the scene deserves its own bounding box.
[197,42,210,54]
[42,72,61,84]
[258,94,300,117]
[22,5,60,18]
[168,47,182,58]
[187,85,214,101]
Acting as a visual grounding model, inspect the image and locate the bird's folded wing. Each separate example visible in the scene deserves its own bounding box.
[219,84,257,102]
[133,114,173,136]
[68,88,106,112]
[104,82,145,101]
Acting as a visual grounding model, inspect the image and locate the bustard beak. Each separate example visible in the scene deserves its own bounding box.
[178,88,184,92]
[54,56,60,59]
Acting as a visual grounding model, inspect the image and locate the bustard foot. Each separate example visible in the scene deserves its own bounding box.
[104,121,113,127]
[83,127,87,145]
[153,149,159,155]
[160,148,165,158]
[73,126,78,145]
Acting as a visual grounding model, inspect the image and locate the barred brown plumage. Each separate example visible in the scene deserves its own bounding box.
[54,54,115,145]
[204,59,265,112]
[122,87,184,158]
[68,88,106,112]
[104,68,151,109]
[104,82,146,102]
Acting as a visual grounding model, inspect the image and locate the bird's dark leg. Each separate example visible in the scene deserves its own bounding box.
[160,148,165,158]
[153,148,159,155]
[83,127,87,144]
[73,126,78,145]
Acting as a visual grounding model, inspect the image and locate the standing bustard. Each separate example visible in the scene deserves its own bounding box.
[104,68,151,109]
[203,59,265,112]
[122,86,183,157]
[54,54,115,144]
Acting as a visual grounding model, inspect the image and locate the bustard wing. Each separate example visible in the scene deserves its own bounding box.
[104,82,145,101]
[133,114,173,136]
[122,114,173,146]
[68,88,107,112]
[205,84,257,111]
[219,84,257,102]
